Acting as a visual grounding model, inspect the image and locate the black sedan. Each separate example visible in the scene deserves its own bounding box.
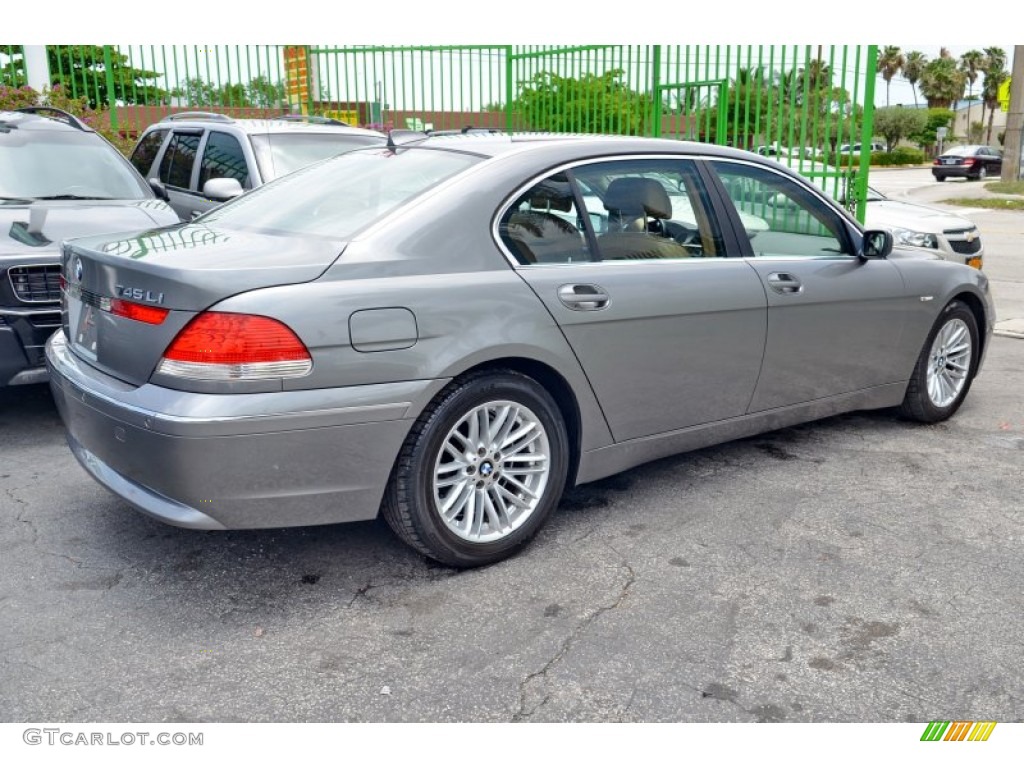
[932,144,1003,181]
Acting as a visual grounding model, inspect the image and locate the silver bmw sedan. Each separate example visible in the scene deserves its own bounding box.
[47,133,994,567]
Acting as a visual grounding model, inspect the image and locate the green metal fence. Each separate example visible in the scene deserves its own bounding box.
[1,44,878,219]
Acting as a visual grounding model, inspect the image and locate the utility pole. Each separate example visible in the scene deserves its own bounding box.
[1002,46,1024,182]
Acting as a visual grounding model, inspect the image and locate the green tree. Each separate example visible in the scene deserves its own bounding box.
[245,75,284,108]
[909,108,954,153]
[874,106,927,151]
[511,69,651,135]
[877,45,905,107]
[919,50,966,109]
[959,49,985,135]
[46,45,166,108]
[1,44,26,86]
[981,47,1008,144]
[902,50,927,108]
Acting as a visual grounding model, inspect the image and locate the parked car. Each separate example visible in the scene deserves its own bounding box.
[838,141,885,154]
[128,112,386,219]
[48,133,993,567]
[0,107,179,387]
[776,158,985,268]
[932,145,1003,181]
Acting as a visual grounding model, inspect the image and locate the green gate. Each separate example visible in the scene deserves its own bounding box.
[1,44,878,219]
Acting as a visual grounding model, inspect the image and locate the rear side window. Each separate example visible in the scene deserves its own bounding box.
[158,132,200,190]
[198,131,250,190]
[130,129,168,177]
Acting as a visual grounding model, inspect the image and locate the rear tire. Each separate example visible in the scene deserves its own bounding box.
[975,165,988,181]
[382,370,569,568]
[934,175,946,182]
[899,300,979,423]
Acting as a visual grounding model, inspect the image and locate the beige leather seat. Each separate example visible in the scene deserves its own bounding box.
[597,177,692,260]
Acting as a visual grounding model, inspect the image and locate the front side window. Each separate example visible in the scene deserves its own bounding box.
[574,158,724,261]
[198,131,250,190]
[710,161,852,259]
[158,132,200,190]
[129,129,168,178]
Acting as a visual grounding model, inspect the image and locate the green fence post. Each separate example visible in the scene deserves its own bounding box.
[103,45,119,133]
[650,45,662,138]
[856,45,878,224]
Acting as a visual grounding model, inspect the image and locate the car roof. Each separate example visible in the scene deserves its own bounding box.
[148,113,384,137]
[399,131,764,163]
[0,108,94,133]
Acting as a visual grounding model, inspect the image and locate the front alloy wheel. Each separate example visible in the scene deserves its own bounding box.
[899,300,979,423]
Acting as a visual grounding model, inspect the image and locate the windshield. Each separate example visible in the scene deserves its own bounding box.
[200,146,482,239]
[251,133,386,180]
[0,128,150,199]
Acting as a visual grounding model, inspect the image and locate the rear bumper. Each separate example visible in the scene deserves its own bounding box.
[46,330,437,530]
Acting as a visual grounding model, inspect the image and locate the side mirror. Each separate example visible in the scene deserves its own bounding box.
[861,229,893,260]
[148,178,170,202]
[202,177,244,202]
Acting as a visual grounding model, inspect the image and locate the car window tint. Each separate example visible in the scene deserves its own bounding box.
[497,173,591,265]
[198,131,250,190]
[129,129,167,178]
[710,161,852,259]
[573,158,724,261]
[158,132,200,190]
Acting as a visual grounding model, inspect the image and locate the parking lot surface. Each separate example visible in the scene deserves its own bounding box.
[1,170,1022,722]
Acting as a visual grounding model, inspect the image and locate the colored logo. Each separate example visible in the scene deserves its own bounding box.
[921,721,997,742]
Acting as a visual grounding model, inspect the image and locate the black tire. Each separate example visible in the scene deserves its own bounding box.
[934,175,946,182]
[975,165,988,181]
[899,300,979,423]
[382,370,569,568]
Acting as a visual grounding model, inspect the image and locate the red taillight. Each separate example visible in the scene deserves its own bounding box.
[157,312,312,381]
[963,157,977,166]
[110,299,169,325]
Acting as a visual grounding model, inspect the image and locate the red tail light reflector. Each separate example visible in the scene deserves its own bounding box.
[110,299,169,325]
[157,312,312,381]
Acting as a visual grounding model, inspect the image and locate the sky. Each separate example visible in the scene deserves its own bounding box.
[7,3,1020,111]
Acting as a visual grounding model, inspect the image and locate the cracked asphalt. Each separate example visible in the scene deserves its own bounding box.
[1,173,1022,723]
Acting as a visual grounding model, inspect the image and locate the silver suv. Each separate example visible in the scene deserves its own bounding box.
[1,107,179,386]
[129,113,386,219]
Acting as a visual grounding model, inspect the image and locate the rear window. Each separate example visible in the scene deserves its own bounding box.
[251,132,386,180]
[0,127,150,199]
[199,146,482,239]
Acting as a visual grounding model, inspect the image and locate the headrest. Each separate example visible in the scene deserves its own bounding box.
[603,177,672,219]
[525,179,574,212]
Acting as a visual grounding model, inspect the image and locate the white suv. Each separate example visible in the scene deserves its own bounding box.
[129,113,386,219]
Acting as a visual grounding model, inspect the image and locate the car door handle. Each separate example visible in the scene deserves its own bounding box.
[557,283,610,310]
[766,272,803,294]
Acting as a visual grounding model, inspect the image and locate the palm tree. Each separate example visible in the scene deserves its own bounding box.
[959,50,985,140]
[877,45,905,107]
[902,51,927,108]
[981,47,1009,144]
[920,54,967,110]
